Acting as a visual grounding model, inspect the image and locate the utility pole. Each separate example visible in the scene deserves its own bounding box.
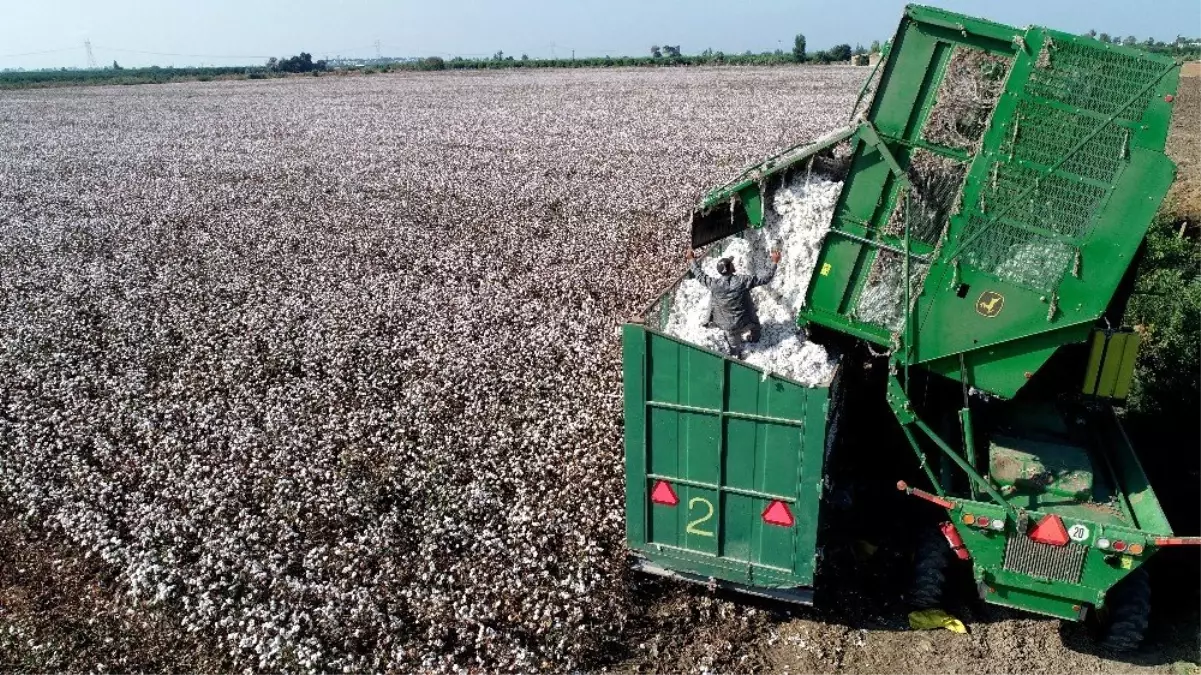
[84,40,97,69]
[374,40,382,61]
[571,49,575,62]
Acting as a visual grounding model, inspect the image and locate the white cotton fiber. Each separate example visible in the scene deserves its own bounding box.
[664,175,843,386]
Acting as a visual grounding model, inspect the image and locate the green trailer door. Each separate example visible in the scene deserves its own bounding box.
[622,324,839,602]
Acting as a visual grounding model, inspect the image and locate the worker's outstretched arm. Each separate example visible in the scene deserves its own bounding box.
[747,251,782,288]
[685,249,715,288]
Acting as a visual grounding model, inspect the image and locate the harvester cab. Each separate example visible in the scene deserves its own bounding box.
[672,3,1197,650]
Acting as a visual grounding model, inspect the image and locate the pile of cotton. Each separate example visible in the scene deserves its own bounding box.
[663,175,842,385]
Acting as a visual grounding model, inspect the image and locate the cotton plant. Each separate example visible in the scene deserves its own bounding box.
[0,66,865,672]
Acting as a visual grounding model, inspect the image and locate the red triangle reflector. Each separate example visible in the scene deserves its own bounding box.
[1029,514,1069,546]
[762,500,795,527]
[651,481,679,506]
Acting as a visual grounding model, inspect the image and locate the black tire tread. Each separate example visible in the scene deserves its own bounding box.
[1099,568,1151,652]
[909,527,951,609]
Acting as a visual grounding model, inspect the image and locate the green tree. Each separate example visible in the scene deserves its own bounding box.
[1123,35,1138,46]
[111,60,122,70]
[793,33,807,62]
[870,39,881,53]
[1126,216,1200,421]
[828,44,853,62]
[853,43,867,56]
[1087,29,1097,39]
[650,45,662,58]
[273,52,323,73]
[1099,32,1112,43]
[663,45,681,58]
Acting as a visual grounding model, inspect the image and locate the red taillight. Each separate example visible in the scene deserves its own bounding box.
[977,516,990,527]
[651,480,678,506]
[1112,540,1127,552]
[762,500,794,527]
[1029,514,1070,547]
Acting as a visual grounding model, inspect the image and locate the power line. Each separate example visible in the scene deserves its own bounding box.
[91,44,273,60]
[84,40,97,68]
[0,46,77,59]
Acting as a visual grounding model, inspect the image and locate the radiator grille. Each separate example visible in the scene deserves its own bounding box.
[1003,535,1086,583]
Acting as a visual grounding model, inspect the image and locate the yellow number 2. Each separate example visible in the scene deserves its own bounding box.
[686,497,715,537]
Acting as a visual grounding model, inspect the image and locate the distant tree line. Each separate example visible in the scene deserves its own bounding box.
[0,65,271,89]
[1085,30,1201,58]
[402,35,878,73]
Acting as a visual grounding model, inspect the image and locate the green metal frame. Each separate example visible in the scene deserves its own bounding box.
[795,4,1180,400]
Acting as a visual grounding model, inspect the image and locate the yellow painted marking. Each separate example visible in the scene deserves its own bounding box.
[1120,556,1133,569]
[820,263,832,277]
[686,497,715,537]
[975,290,1005,318]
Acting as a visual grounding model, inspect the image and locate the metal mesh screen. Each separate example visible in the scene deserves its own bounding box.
[960,215,1074,293]
[885,149,968,245]
[986,163,1109,239]
[1028,38,1166,120]
[853,249,930,333]
[1002,100,1127,183]
[921,47,1013,151]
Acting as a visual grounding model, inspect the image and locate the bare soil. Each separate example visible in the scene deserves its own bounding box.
[1166,66,1200,220]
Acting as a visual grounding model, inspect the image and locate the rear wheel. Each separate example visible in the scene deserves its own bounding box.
[908,526,951,608]
[1095,567,1151,652]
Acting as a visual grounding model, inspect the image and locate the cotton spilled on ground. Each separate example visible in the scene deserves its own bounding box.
[664,175,842,386]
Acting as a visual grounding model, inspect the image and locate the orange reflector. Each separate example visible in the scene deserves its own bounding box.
[1128,543,1144,555]
[1029,514,1070,547]
[962,514,975,525]
[762,500,795,527]
[650,480,678,506]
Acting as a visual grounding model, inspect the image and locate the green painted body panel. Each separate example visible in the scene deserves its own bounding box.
[623,324,838,594]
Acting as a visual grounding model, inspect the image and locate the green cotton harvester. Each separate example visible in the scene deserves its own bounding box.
[622,4,1198,651]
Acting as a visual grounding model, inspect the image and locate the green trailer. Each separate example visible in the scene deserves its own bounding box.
[627,3,1199,651]
[622,274,844,603]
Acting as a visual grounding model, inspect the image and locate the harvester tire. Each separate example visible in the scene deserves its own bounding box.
[908,527,950,609]
[1096,567,1151,652]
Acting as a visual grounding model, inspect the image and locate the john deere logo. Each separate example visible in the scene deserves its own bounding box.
[976,291,1005,317]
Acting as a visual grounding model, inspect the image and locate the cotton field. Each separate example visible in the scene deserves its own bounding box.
[0,67,865,672]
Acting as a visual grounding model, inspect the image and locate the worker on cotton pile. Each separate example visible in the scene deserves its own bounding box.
[685,247,782,359]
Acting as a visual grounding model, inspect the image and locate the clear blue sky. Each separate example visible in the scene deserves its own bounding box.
[2,0,1198,69]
